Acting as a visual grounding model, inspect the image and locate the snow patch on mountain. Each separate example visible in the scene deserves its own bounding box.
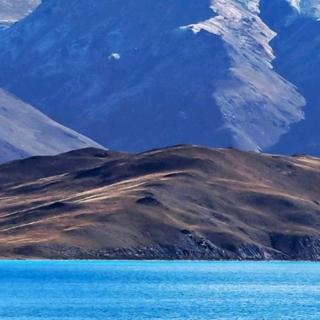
[288,0,301,11]
[287,0,320,20]
[108,53,121,61]
[0,89,102,163]
[185,0,306,150]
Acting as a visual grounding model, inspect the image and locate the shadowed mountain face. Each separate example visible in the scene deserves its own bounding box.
[260,0,320,155]
[1,145,320,260]
[0,0,233,152]
[2,0,320,154]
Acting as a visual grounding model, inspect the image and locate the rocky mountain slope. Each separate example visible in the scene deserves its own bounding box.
[0,89,102,163]
[0,0,318,154]
[0,0,40,28]
[1,145,320,260]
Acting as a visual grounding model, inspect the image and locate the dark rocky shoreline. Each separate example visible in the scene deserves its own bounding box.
[3,234,320,261]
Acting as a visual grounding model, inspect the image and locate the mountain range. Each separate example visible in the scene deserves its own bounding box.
[0,0,319,155]
[1,145,320,260]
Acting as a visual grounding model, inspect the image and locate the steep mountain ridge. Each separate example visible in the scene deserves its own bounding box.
[187,0,305,150]
[1,145,320,260]
[0,89,102,163]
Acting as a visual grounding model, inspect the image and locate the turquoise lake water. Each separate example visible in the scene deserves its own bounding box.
[0,261,319,319]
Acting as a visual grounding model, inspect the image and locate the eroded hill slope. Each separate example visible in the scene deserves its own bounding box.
[0,145,320,260]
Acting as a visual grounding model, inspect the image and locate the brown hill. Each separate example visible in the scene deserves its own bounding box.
[0,145,320,260]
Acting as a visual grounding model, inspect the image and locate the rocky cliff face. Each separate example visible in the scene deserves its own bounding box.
[1,145,320,260]
[0,0,318,154]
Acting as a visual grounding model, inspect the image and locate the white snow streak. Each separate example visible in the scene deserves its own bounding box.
[287,0,320,20]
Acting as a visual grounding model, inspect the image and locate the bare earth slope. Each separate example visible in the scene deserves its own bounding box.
[0,145,320,260]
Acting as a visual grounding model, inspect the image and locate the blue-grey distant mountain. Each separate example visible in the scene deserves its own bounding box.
[0,89,102,164]
[0,0,318,154]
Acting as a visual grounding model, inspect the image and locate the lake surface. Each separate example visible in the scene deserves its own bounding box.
[0,261,319,319]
